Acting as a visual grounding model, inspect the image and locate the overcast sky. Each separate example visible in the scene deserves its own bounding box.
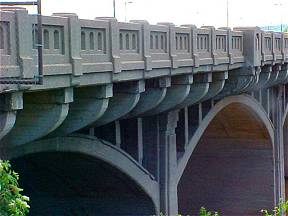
[8,0,288,28]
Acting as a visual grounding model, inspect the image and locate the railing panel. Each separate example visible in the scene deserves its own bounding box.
[174,26,193,67]
[214,29,229,65]
[273,33,282,62]
[230,31,244,64]
[148,24,170,68]
[80,19,110,59]
[79,18,112,74]
[118,22,142,61]
[261,32,273,63]
[197,28,212,65]
[31,15,70,69]
[0,11,20,78]
[284,33,288,62]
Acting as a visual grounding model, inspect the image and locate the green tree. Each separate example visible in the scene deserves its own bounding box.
[261,200,288,216]
[0,160,30,216]
[199,207,219,216]
[284,26,288,32]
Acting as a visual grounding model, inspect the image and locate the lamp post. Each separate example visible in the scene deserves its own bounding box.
[274,2,283,32]
[125,1,133,22]
[226,0,229,27]
[113,0,116,18]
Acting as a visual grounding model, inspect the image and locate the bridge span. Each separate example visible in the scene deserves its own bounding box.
[1,7,288,215]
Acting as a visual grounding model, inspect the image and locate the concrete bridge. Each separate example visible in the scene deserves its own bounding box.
[1,7,288,215]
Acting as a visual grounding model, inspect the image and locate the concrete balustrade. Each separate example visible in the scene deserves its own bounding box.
[1,9,287,92]
[2,7,288,216]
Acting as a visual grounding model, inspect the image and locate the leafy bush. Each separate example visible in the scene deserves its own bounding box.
[261,200,288,216]
[0,160,30,216]
[199,207,219,216]
[160,207,218,216]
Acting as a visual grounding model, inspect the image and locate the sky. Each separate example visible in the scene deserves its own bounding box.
[4,0,288,28]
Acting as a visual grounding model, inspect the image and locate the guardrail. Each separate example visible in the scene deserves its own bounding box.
[0,0,43,84]
[0,8,288,87]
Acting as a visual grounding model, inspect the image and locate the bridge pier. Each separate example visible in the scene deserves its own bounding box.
[158,110,179,215]
[272,85,286,203]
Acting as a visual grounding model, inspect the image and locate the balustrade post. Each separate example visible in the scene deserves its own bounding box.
[15,9,33,79]
[131,20,152,72]
[182,24,199,67]
[53,13,82,84]
[97,17,121,74]
[158,22,178,69]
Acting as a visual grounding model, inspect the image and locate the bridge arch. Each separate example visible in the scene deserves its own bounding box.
[177,94,275,215]
[7,135,158,215]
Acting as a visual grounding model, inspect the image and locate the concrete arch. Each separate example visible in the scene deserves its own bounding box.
[7,134,159,215]
[177,94,274,182]
[177,94,275,215]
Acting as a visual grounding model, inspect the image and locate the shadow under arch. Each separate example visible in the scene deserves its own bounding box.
[177,94,275,215]
[7,134,159,215]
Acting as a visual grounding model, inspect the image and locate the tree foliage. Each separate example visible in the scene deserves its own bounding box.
[160,207,219,216]
[0,160,30,216]
[284,27,288,32]
[261,200,288,216]
[199,207,219,216]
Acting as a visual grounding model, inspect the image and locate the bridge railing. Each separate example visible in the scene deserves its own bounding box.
[1,8,288,86]
[31,15,71,72]
[0,10,23,79]
[283,33,288,62]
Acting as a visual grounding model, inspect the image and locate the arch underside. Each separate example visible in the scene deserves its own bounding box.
[8,135,158,216]
[177,95,275,216]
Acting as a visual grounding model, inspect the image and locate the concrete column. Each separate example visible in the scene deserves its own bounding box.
[272,85,286,204]
[15,9,33,79]
[158,110,179,215]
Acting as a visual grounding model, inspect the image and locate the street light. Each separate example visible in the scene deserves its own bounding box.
[125,1,133,22]
[113,0,116,18]
[274,2,283,32]
[226,0,229,27]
